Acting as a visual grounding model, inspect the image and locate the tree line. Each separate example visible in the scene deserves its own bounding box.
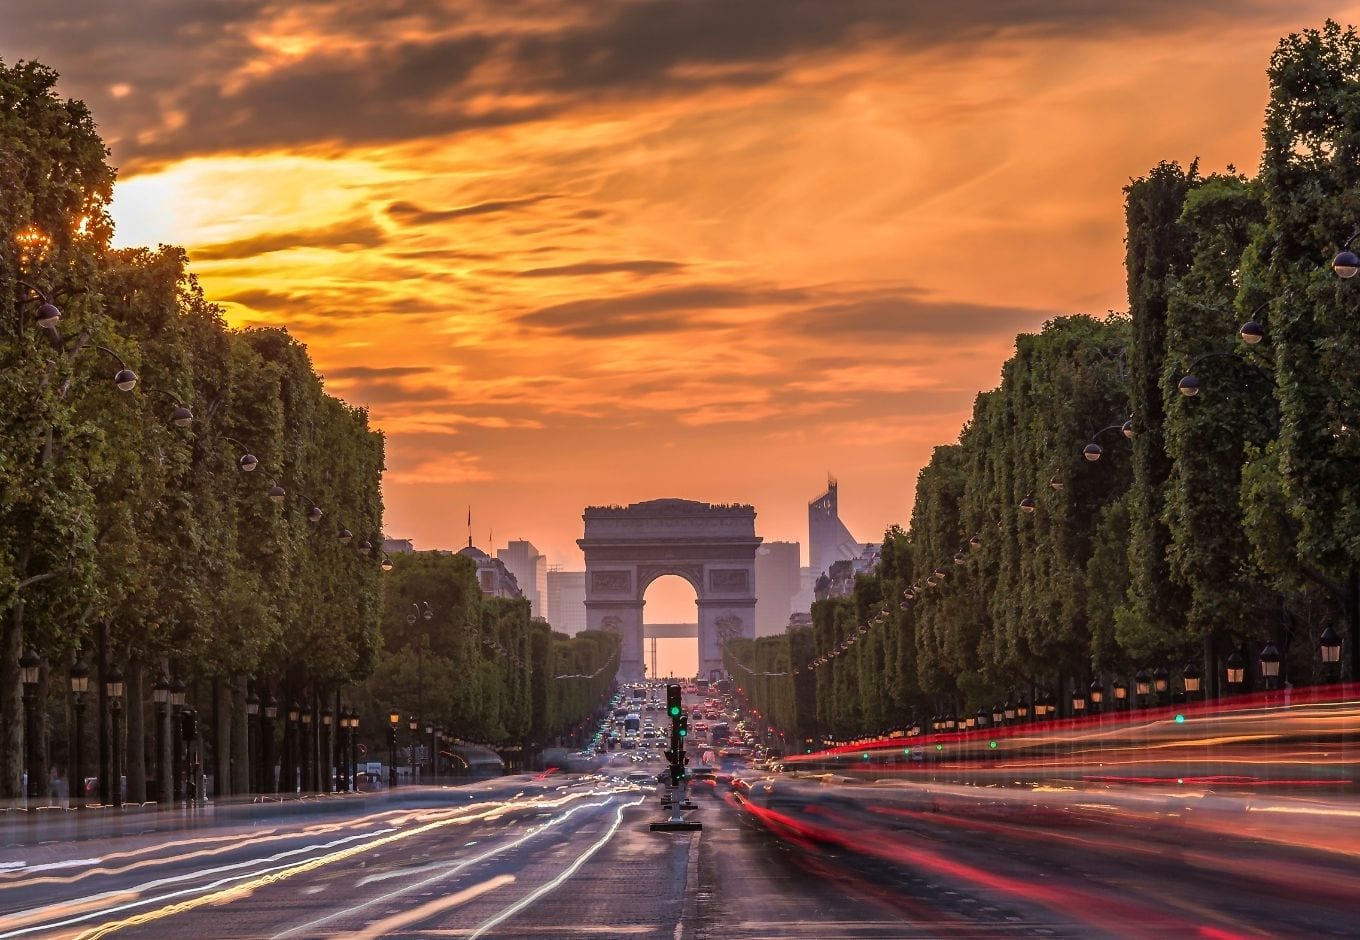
[726,21,1360,744]
[1,59,615,801]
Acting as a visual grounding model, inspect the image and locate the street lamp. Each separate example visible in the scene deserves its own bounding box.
[1134,670,1152,705]
[1320,626,1342,677]
[1071,688,1087,715]
[19,649,42,803]
[105,666,125,809]
[300,707,313,793]
[388,708,400,788]
[287,702,301,793]
[408,716,419,782]
[351,711,362,791]
[1226,652,1246,692]
[1260,643,1282,691]
[152,674,171,803]
[1113,679,1129,710]
[426,721,436,779]
[1152,666,1170,703]
[69,658,90,809]
[263,694,278,793]
[322,708,333,794]
[1183,662,1203,700]
[1019,496,1037,514]
[1088,678,1104,715]
[246,690,260,795]
[1332,234,1359,278]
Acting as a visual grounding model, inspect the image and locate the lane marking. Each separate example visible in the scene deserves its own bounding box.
[348,875,514,939]
[273,797,617,939]
[468,796,645,939]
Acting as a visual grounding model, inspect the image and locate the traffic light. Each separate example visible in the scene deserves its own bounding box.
[677,714,688,738]
[667,684,682,718]
[670,765,686,786]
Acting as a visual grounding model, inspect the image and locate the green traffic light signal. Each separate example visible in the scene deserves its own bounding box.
[669,705,681,717]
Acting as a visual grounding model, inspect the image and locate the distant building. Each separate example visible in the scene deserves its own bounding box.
[819,544,882,599]
[497,540,547,619]
[808,478,862,579]
[457,544,523,600]
[755,541,801,636]
[546,568,587,635]
[383,538,414,554]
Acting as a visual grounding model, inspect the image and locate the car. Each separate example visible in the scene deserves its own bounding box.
[626,770,653,785]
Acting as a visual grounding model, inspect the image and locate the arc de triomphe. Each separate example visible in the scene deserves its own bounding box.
[578,499,761,682]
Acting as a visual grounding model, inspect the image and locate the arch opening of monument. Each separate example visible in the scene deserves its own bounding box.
[578,499,761,683]
[642,574,699,681]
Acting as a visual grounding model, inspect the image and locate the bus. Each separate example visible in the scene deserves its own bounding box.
[624,712,641,733]
[710,721,731,745]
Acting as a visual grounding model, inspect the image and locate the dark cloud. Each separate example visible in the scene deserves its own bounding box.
[517,283,808,337]
[782,295,1053,338]
[386,195,556,226]
[0,0,1307,168]
[193,222,386,260]
[218,288,296,311]
[514,259,685,278]
[327,365,437,380]
[333,380,451,407]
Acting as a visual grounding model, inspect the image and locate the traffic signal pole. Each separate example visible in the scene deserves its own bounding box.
[651,683,701,831]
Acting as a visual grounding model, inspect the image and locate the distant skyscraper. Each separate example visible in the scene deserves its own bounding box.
[808,477,862,577]
[755,541,801,636]
[546,568,587,635]
[497,540,547,618]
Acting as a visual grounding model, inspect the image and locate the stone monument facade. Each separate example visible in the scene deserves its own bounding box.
[578,498,761,682]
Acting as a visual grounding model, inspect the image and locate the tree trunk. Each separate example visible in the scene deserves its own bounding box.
[213,676,232,799]
[231,675,249,795]
[126,661,146,803]
[97,621,110,805]
[1,596,26,799]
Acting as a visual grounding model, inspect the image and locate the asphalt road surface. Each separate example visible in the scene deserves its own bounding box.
[4,719,1358,938]
[4,766,1360,938]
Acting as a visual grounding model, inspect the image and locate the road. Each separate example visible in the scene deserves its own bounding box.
[3,693,1358,938]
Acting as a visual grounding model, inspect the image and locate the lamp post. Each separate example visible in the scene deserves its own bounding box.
[322,707,333,794]
[19,649,42,804]
[1134,669,1152,708]
[426,721,436,780]
[153,674,170,803]
[263,695,278,794]
[1225,652,1246,694]
[1260,643,1282,692]
[1113,679,1129,712]
[408,716,419,782]
[287,702,301,794]
[70,658,90,809]
[300,706,313,794]
[388,709,400,788]
[170,679,187,803]
[245,690,260,795]
[349,712,360,792]
[1321,626,1342,681]
[106,666,125,809]
[1088,679,1104,716]
[1152,666,1170,706]
[1183,662,1203,702]
[1071,688,1087,717]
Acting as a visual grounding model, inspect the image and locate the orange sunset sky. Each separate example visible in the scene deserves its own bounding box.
[5,1,1355,638]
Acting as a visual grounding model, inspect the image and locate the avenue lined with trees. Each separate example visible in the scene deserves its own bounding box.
[1,59,615,806]
[726,21,1360,745]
